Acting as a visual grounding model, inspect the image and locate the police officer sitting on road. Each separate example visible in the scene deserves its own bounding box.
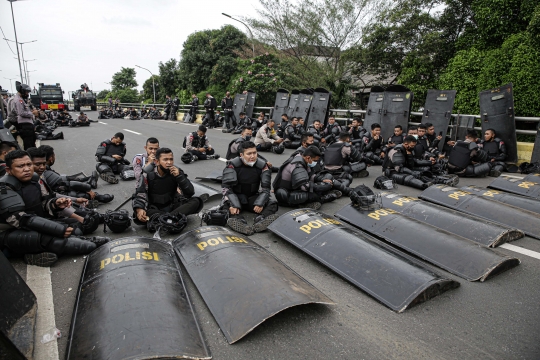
[307,119,326,147]
[226,127,253,160]
[480,128,507,177]
[448,130,492,177]
[221,141,278,236]
[129,107,140,120]
[283,117,303,149]
[322,116,342,145]
[0,150,108,267]
[324,131,369,181]
[231,112,253,135]
[133,147,203,226]
[71,111,91,127]
[254,119,285,154]
[184,125,220,162]
[277,114,289,138]
[384,125,405,152]
[362,123,385,165]
[348,117,366,149]
[0,142,17,177]
[95,132,130,184]
[133,137,160,183]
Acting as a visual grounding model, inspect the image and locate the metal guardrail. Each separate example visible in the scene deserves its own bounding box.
[94,102,540,136]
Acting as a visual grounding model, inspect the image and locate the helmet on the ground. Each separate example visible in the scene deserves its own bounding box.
[104,209,132,233]
[374,176,397,190]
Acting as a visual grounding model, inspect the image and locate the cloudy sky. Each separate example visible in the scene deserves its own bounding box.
[1,0,261,94]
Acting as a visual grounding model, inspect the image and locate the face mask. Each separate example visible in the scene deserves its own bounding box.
[241,157,256,167]
[244,135,251,141]
[412,135,418,139]
[308,161,317,168]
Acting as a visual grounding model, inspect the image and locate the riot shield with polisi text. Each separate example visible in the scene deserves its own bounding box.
[488,176,540,200]
[66,237,210,360]
[272,89,290,123]
[378,192,522,247]
[173,226,334,344]
[422,89,456,151]
[462,185,540,217]
[479,83,517,163]
[268,209,459,312]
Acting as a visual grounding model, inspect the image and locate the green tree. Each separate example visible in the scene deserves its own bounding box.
[142,75,160,103]
[158,59,180,101]
[96,89,110,100]
[111,67,138,91]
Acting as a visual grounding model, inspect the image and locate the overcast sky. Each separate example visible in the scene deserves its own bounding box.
[1,0,261,95]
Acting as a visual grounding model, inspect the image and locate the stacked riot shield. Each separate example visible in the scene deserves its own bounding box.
[289,88,313,121]
[245,90,256,118]
[461,185,540,217]
[453,115,476,141]
[287,90,301,118]
[0,252,37,360]
[380,85,414,141]
[422,89,457,151]
[488,177,540,200]
[66,238,210,360]
[531,122,540,163]
[479,83,517,163]
[363,86,385,134]
[232,93,248,126]
[272,89,290,123]
[307,88,332,127]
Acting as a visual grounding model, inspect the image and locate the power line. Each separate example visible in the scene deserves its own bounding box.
[0,25,16,55]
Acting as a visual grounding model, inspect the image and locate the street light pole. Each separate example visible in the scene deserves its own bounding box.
[6,39,37,84]
[8,0,24,83]
[26,70,36,85]
[135,65,156,106]
[23,59,36,83]
[222,13,255,58]
[3,77,16,93]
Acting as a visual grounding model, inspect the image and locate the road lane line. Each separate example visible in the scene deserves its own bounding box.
[501,174,524,179]
[123,129,142,135]
[99,121,108,125]
[26,265,60,360]
[500,243,540,260]
[218,158,227,162]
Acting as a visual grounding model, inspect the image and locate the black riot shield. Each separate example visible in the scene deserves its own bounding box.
[290,89,313,121]
[0,128,19,149]
[419,185,540,239]
[379,192,523,247]
[307,88,331,127]
[381,86,414,141]
[531,123,540,163]
[0,252,37,360]
[524,173,540,182]
[286,90,300,118]
[173,226,333,344]
[272,89,290,123]
[363,90,385,135]
[335,204,519,281]
[195,169,223,183]
[268,209,459,312]
[462,185,540,217]
[193,181,221,202]
[232,93,248,125]
[422,89,456,151]
[453,115,476,141]
[245,90,256,118]
[479,83,517,163]
[488,176,540,200]
[66,237,210,360]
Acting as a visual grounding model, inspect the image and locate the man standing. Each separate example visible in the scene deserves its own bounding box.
[184,125,220,161]
[221,91,234,131]
[170,95,180,120]
[133,148,203,226]
[204,93,217,127]
[163,95,172,120]
[222,141,278,235]
[189,94,199,123]
[95,132,129,184]
[11,82,36,150]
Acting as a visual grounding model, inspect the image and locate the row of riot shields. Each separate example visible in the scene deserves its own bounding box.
[231,91,257,124]
[271,88,332,127]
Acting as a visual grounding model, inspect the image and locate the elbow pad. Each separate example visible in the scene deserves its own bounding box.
[226,192,242,209]
[312,182,332,193]
[253,191,270,207]
[100,156,116,164]
[222,167,238,187]
[23,215,66,238]
[176,172,194,197]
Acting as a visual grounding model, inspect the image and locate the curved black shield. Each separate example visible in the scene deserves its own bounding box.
[245,91,256,118]
[232,93,248,125]
[66,237,210,360]
[289,89,313,122]
[488,176,540,200]
[524,173,540,182]
[378,191,523,247]
[173,226,333,344]
[335,204,519,281]
[268,209,459,312]
[363,92,385,135]
[381,90,414,141]
[462,185,540,217]
[307,88,331,127]
[271,89,290,123]
[0,252,37,360]
[422,89,456,151]
[453,115,476,141]
[420,185,540,239]
[479,83,517,163]
[532,123,540,163]
[193,181,221,202]
[286,90,301,118]
[195,169,223,183]
[0,128,19,150]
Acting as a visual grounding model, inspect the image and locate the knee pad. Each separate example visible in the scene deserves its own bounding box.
[288,191,309,205]
[69,181,91,192]
[1,230,44,254]
[274,188,290,204]
[350,162,367,173]
[474,162,492,177]
[391,173,409,185]
[48,237,96,255]
[96,163,112,174]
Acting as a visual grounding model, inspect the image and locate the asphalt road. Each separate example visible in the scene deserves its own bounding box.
[10,111,540,360]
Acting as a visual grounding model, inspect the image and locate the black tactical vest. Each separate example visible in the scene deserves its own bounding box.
[230,158,262,197]
[147,171,178,208]
[324,143,345,166]
[190,132,207,149]
[3,174,46,217]
[389,134,404,145]
[482,141,499,156]
[449,141,472,168]
[104,141,125,157]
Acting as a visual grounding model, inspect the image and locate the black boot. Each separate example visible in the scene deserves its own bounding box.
[82,236,110,247]
[320,191,340,203]
[99,172,119,184]
[253,214,279,233]
[53,132,64,140]
[88,170,99,189]
[94,193,114,203]
[227,216,254,236]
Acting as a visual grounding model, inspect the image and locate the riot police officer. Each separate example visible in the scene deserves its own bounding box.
[362,123,385,165]
[348,118,366,150]
[384,125,405,151]
[133,148,203,226]
[204,93,217,127]
[322,116,342,144]
[226,127,253,160]
[254,119,284,154]
[221,141,278,235]
[480,128,507,177]
[11,82,36,149]
[133,137,160,183]
[0,150,107,267]
[324,132,369,181]
[163,95,172,119]
[448,130,492,177]
[95,132,129,184]
[221,91,234,130]
[277,114,289,138]
[307,119,326,147]
[231,112,253,134]
[169,95,180,120]
[129,108,140,120]
[283,117,302,149]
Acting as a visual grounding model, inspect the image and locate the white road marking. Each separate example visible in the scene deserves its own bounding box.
[500,243,540,260]
[501,174,524,179]
[218,158,227,162]
[26,265,60,360]
[98,121,107,125]
[123,129,142,135]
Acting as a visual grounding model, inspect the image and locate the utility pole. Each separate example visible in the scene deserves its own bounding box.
[7,0,24,83]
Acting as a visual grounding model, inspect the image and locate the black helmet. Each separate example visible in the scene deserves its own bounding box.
[181,153,195,164]
[271,143,285,154]
[147,213,187,234]
[104,209,132,233]
[351,184,381,210]
[81,211,101,234]
[16,82,32,98]
[374,176,397,190]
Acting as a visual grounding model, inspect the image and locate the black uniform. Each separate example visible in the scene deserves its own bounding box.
[323,141,367,182]
[0,174,96,256]
[349,125,366,149]
[283,123,302,149]
[204,96,217,127]
[129,109,140,120]
[221,96,234,129]
[480,138,507,175]
[232,116,253,134]
[322,122,342,144]
[95,139,129,180]
[362,133,385,165]
[169,96,180,120]
[448,140,491,177]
